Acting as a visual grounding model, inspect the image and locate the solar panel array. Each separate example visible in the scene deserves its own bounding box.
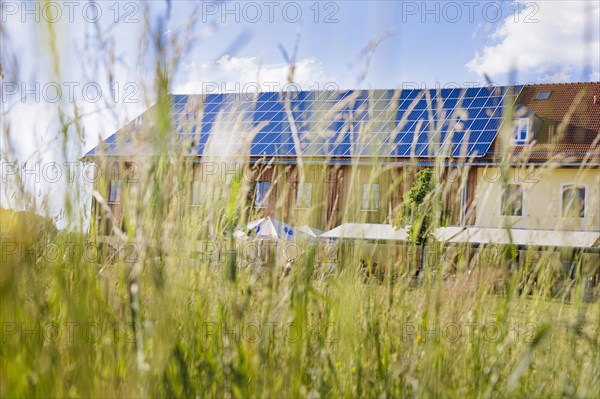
[88,86,522,158]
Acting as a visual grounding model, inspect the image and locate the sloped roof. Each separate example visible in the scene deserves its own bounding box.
[510,143,600,162]
[84,86,520,160]
[233,216,314,241]
[84,83,600,164]
[516,82,600,137]
[448,227,600,248]
[486,82,600,162]
[321,223,408,241]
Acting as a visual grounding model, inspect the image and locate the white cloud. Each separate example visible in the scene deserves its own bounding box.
[466,1,600,81]
[1,98,144,229]
[175,56,336,93]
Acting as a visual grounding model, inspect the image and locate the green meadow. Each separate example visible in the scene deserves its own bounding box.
[1,5,599,398]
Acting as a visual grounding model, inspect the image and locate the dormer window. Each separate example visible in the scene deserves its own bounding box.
[513,118,529,144]
[535,91,551,100]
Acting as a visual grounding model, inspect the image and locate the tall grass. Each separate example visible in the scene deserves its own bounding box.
[1,228,598,397]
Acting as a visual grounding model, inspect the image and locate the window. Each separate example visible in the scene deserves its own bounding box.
[108,180,122,203]
[191,181,205,206]
[362,183,379,210]
[535,91,551,100]
[513,118,529,144]
[255,181,270,208]
[561,260,578,279]
[561,184,586,218]
[501,184,523,216]
[295,183,312,208]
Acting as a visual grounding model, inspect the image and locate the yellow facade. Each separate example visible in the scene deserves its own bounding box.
[93,158,599,236]
[474,167,600,231]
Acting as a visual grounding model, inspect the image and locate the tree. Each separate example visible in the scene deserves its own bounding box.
[393,169,436,275]
[394,169,434,245]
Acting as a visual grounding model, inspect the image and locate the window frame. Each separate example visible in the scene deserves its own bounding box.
[560,183,588,219]
[254,181,270,209]
[499,182,524,217]
[361,183,380,211]
[535,91,551,100]
[512,118,530,144]
[190,180,206,206]
[108,179,122,204]
[295,182,312,209]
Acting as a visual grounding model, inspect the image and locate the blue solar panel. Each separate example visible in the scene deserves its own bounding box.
[88,86,523,158]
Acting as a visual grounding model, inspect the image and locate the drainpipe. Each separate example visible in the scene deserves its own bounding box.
[460,174,469,226]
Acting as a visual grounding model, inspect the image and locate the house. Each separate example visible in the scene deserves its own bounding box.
[473,83,600,232]
[83,83,600,264]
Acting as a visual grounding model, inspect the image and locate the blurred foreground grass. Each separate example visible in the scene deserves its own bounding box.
[1,223,598,398]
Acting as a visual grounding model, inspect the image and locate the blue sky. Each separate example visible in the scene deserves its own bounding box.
[155,0,600,89]
[1,0,599,225]
[4,1,599,98]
